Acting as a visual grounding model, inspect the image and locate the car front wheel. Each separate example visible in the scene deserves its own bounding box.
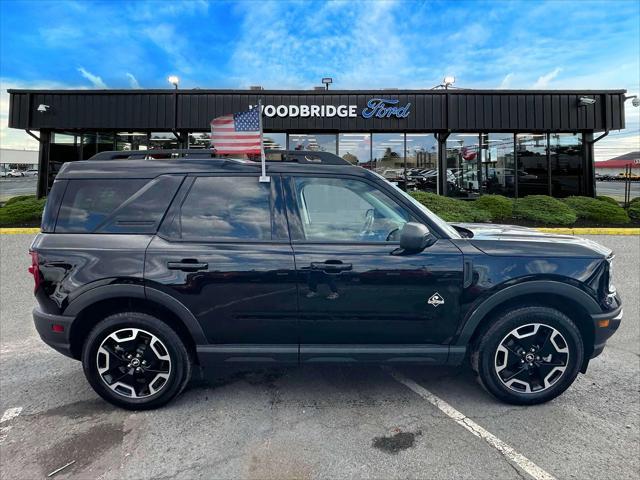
[82,312,191,410]
[475,306,584,405]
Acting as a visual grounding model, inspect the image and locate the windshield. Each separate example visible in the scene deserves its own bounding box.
[372,172,461,239]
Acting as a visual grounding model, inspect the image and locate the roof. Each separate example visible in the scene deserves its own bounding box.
[595,152,640,168]
[55,157,363,180]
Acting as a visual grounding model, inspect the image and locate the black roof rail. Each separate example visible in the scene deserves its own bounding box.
[89,149,352,165]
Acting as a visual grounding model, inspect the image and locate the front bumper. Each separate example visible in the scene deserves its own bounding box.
[33,308,76,359]
[589,305,623,359]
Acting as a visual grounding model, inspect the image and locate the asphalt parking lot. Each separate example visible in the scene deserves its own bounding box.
[0,177,37,202]
[0,234,638,479]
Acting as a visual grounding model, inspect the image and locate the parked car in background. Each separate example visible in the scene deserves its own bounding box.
[7,169,25,177]
[25,169,39,176]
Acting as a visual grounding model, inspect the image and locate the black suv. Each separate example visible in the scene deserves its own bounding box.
[30,150,622,409]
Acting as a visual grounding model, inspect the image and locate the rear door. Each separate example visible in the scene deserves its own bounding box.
[145,174,298,363]
[283,174,464,363]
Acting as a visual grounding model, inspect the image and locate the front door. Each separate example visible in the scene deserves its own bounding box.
[145,174,298,363]
[283,175,464,362]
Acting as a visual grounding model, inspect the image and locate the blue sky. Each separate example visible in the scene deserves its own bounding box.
[1,0,638,159]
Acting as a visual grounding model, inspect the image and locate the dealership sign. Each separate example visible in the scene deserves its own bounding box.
[250,98,411,119]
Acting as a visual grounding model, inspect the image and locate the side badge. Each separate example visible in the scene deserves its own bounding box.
[428,292,445,307]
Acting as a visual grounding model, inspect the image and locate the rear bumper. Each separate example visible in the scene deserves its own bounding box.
[33,308,76,359]
[589,305,623,359]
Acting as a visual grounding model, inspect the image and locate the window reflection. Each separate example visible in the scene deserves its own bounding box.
[549,133,584,197]
[517,134,548,196]
[188,132,210,149]
[264,133,287,151]
[446,133,480,197]
[288,134,336,153]
[116,132,148,151]
[149,132,179,150]
[481,134,515,197]
[372,134,404,184]
[405,134,438,193]
[338,133,370,166]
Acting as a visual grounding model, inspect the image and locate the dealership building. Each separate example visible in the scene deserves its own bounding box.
[6,88,629,198]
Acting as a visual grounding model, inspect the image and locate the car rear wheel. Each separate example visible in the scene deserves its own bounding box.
[474,306,583,405]
[82,312,191,410]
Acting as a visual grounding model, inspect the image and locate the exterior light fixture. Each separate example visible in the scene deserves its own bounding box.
[443,76,456,89]
[322,77,333,90]
[578,97,596,107]
[168,75,180,89]
[37,104,50,113]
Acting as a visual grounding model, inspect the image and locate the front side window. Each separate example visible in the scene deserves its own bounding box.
[293,177,412,242]
[179,176,271,241]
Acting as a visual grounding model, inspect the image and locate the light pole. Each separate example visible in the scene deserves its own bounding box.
[322,77,333,90]
[168,75,180,89]
[443,76,455,90]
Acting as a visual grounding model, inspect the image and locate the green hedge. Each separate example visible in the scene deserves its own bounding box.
[628,204,640,222]
[564,196,630,224]
[473,195,513,221]
[595,195,619,206]
[409,191,491,222]
[630,197,640,206]
[513,195,577,226]
[0,196,46,227]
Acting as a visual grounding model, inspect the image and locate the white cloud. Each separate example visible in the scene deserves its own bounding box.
[126,73,140,89]
[499,73,514,89]
[143,24,194,74]
[532,67,562,88]
[77,67,107,88]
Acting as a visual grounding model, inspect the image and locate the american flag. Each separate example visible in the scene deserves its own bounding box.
[210,108,262,154]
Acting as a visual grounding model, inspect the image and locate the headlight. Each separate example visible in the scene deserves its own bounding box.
[607,256,615,293]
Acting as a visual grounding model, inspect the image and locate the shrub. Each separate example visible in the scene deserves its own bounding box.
[409,191,491,223]
[0,196,46,227]
[563,196,630,224]
[595,195,619,206]
[473,195,513,221]
[628,204,640,222]
[513,195,577,226]
[629,197,640,207]
[4,195,37,206]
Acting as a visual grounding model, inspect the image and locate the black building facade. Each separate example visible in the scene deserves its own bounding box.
[7,88,628,198]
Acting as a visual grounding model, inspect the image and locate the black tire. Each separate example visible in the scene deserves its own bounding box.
[474,306,583,405]
[81,312,192,410]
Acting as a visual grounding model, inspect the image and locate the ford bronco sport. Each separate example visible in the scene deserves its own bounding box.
[30,150,622,409]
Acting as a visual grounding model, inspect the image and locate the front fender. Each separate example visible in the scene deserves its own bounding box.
[454,280,601,346]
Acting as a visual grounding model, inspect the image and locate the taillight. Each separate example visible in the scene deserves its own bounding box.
[28,251,41,293]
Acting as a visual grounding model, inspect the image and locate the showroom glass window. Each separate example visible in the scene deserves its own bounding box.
[115,133,148,152]
[480,134,516,197]
[372,133,405,181]
[288,134,337,153]
[516,134,549,196]
[446,133,481,198]
[338,133,371,166]
[406,134,438,193]
[549,133,584,197]
[149,132,179,150]
[264,133,287,151]
[179,177,272,241]
[188,132,210,149]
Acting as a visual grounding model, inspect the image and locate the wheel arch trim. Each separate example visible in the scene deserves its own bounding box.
[455,280,601,347]
[64,284,207,345]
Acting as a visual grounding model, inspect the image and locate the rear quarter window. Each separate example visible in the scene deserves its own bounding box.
[55,176,183,233]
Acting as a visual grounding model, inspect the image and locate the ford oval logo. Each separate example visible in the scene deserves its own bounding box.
[361,98,411,119]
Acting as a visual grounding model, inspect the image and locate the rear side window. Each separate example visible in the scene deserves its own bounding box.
[55,176,182,233]
[178,176,271,241]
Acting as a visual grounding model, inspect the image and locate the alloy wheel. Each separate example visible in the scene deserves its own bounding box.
[494,323,569,394]
[96,328,172,398]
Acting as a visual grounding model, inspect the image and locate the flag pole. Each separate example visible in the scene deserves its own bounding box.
[257,99,270,183]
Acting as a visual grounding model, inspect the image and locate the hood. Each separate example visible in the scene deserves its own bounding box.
[451,223,612,258]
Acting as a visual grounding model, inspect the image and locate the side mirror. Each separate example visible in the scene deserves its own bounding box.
[398,222,434,254]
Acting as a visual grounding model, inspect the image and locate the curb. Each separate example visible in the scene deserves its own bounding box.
[1,227,638,235]
[536,228,640,235]
[0,228,41,234]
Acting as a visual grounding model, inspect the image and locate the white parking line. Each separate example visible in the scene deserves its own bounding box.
[387,368,556,480]
[0,407,23,444]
